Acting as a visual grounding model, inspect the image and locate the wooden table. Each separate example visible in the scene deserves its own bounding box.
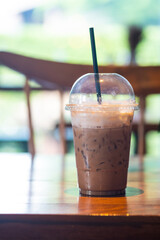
[0,153,160,239]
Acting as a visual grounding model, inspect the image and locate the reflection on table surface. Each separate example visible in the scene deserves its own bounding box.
[0,153,160,216]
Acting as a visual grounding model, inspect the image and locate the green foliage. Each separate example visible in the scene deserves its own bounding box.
[100,0,160,26]
[40,0,160,26]
[136,26,160,65]
[146,94,160,123]
[146,131,160,156]
[0,92,25,126]
[0,25,129,65]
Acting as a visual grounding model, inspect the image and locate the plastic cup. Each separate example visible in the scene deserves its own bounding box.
[66,73,138,197]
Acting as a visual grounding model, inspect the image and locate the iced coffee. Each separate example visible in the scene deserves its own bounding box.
[66,73,137,196]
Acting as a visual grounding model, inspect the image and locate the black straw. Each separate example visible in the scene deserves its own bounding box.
[89,27,102,104]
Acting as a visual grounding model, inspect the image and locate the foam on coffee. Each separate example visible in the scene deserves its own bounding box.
[71,109,133,129]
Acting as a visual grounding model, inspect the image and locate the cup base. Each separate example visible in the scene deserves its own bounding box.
[80,188,125,197]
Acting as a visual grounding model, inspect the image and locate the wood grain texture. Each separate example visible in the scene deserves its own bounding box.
[0,153,160,239]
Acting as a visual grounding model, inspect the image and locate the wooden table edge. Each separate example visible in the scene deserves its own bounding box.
[0,214,160,224]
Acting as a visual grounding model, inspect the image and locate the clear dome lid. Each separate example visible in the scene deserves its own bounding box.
[66,73,138,111]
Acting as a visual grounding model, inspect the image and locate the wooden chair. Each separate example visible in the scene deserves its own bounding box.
[0,51,160,158]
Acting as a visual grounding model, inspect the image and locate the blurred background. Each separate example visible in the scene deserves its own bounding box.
[0,0,160,156]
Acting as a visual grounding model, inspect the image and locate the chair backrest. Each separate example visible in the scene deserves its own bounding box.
[1,51,160,94]
[1,51,160,157]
